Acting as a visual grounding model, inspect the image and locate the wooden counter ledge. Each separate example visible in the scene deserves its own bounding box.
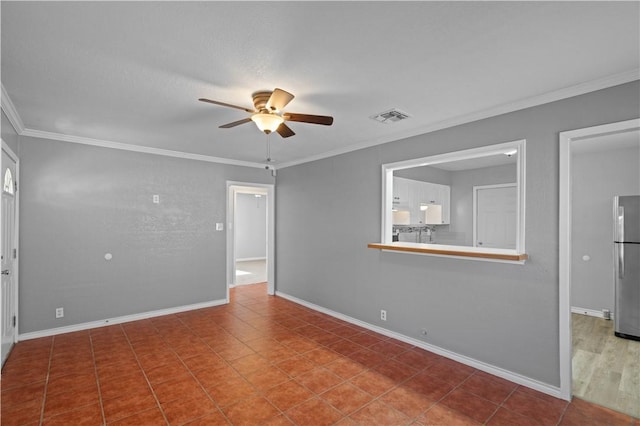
[368,242,529,262]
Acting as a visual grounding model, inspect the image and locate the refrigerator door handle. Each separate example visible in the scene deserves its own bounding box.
[618,244,625,279]
[617,206,625,242]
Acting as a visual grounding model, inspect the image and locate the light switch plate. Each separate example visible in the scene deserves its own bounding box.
[215,223,224,231]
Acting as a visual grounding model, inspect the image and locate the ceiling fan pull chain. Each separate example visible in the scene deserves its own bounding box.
[266,133,272,163]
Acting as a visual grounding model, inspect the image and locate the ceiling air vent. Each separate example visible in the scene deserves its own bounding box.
[370,108,411,124]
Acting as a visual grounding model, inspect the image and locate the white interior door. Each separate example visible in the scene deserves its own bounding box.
[474,184,517,249]
[1,146,18,366]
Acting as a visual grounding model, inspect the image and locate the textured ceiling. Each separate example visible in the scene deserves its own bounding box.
[2,2,639,168]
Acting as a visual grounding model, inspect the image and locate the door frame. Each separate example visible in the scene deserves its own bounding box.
[226,181,275,300]
[473,183,517,248]
[1,138,19,365]
[558,117,640,400]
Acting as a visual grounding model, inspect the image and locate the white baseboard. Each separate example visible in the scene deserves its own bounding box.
[236,257,267,262]
[276,291,564,401]
[571,306,614,320]
[18,298,228,341]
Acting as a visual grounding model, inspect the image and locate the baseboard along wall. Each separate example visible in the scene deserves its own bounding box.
[18,298,228,341]
[277,291,566,401]
[571,306,614,320]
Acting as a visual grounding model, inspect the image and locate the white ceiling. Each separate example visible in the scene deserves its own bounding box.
[2,2,639,168]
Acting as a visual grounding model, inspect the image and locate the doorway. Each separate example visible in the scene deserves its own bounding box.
[559,119,640,415]
[234,192,267,286]
[226,182,275,299]
[1,141,18,367]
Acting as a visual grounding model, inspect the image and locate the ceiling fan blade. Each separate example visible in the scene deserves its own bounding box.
[266,88,295,112]
[219,117,252,128]
[276,123,295,138]
[284,113,334,126]
[199,98,254,113]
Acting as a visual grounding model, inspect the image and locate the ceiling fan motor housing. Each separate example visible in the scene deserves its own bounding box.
[252,91,275,112]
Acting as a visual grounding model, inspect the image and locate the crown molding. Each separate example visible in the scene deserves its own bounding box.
[19,128,267,169]
[1,82,266,168]
[1,83,25,134]
[4,69,639,170]
[276,69,640,169]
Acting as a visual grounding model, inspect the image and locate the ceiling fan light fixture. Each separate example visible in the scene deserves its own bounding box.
[251,113,284,134]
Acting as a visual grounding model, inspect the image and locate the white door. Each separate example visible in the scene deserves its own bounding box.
[474,184,517,249]
[1,147,17,366]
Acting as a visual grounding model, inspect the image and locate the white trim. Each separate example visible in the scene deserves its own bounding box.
[1,84,25,134]
[1,140,18,164]
[18,298,227,341]
[1,139,20,353]
[20,128,267,169]
[558,118,640,401]
[0,84,265,168]
[277,70,640,170]
[571,307,614,320]
[381,140,527,259]
[227,182,275,298]
[236,257,267,262]
[2,71,637,170]
[379,248,527,265]
[276,290,563,399]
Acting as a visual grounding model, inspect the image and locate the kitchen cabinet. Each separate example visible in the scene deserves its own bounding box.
[393,177,450,225]
[437,184,450,224]
[392,177,409,209]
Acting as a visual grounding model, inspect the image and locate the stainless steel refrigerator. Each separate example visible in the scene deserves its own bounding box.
[614,195,640,341]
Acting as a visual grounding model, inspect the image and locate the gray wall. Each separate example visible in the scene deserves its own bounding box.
[275,81,640,388]
[2,111,19,154]
[395,165,451,185]
[571,144,640,313]
[19,136,273,333]
[236,192,267,260]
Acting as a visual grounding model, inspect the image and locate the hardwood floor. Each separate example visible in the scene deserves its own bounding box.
[572,313,640,418]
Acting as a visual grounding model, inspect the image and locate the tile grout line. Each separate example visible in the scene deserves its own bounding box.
[250,292,419,424]
[482,382,520,425]
[213,295,307,424]
[239,292,428,425]
[228,292,345,424]
[88,330,108,426]
[245,294,354,423]
[173,310,249,424]
[556,398,572,426]
[247,290,483,424]
[117,323,171,425]
[413,363,480,424]
[37,337,55,426]
[9,287,630,425]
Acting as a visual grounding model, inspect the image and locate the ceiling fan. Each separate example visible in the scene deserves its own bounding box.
[199,88,333,138]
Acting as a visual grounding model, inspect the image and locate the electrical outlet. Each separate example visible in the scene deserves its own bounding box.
[152,194,160,204]
[380,309,387,321]
[55,307,64,319]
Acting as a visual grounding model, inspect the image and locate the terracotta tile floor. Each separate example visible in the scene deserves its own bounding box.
[2,283,638,425]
